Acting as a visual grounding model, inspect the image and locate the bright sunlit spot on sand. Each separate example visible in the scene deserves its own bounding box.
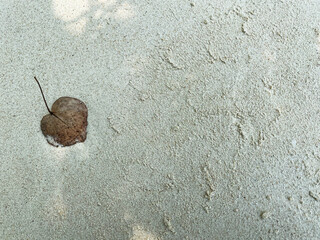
[97,0,117,7]
[94,8,104,19]
[130,226,158,240]
[43,145,70,221]
[52,0,136,35]
[53,0,89,35]
[44,143,88,223]
[73,142,90,160]
[115,2,135,20]
[66,17,87,35]
[53,189,67,218]
[46,185,67,221]
[53,0,89,21]
[49,145,69,162]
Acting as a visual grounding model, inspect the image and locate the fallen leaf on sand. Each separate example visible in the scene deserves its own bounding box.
[41,97,88,147]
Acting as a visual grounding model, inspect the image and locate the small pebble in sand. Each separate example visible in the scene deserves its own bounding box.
[260,211,270,219]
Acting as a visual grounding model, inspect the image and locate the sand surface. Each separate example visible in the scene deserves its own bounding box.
[1,0,320,239]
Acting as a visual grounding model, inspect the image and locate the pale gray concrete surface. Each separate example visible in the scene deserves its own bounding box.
[1,0,320,239]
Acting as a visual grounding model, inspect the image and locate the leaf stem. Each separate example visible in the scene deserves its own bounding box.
[34,76,52,115]
[34,76,69,127]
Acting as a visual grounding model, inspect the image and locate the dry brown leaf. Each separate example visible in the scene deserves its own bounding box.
[41,97,88,147]
[34,77,88,147]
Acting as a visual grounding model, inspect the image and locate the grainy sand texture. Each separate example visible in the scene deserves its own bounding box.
[1,0,320,239]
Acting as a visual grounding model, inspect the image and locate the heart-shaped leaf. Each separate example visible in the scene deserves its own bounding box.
[34,77,88,147]
[41,97,88,147]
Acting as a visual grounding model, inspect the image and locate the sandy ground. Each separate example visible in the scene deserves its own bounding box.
[1,0,320,239]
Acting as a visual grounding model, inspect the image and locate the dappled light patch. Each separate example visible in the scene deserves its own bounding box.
[114,2,135,20]
[65,17,87,35]
[130,226,159,240]
[53,0,89,22]
[52,0,136,35]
